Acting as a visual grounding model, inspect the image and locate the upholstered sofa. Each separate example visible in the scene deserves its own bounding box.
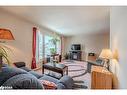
[0,62,74,89]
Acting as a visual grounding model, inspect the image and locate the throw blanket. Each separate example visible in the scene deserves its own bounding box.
[0,67,43,89]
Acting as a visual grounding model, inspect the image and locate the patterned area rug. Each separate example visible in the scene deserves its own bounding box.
[62,60,91,89]
[36,60,91,89]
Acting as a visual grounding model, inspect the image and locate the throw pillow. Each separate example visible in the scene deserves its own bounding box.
[40,80,57,89]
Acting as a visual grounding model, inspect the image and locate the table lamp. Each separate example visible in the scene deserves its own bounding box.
[0,28,15,71]
[99,49,112,70]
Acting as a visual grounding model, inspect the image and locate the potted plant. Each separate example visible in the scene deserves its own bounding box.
[50,48,56,55]
[49,36,60,55]
[0,46,10,71]
[64,53,70,60]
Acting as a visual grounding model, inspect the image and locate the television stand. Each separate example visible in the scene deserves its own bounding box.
[69,50,82,61]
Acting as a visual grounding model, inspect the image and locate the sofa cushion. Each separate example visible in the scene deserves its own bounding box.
[39,74,59,84]
[2,63,8,67]
[20,67,31,72]
[29,71,43,79]
[2,73,43,89]
[56,83,66,89]
[0,67,27,86]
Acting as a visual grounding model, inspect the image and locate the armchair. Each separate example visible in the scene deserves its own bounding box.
[86,58,104,73]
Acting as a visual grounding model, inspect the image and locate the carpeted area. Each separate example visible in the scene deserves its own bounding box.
[62,60,91,89]
[36,60,91,89]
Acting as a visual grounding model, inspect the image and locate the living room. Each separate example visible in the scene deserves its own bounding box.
[0,6,110,64]
[0,6,127,89]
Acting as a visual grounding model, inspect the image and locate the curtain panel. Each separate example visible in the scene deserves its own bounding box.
[31,27,37,69]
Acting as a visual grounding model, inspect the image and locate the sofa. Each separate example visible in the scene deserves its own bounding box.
[0,62,74,89]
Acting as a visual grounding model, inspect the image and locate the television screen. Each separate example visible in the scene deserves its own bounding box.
[71,44,81,50]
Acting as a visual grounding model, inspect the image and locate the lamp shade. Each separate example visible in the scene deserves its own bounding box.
[99,49,112,59]
[0,28,15,40]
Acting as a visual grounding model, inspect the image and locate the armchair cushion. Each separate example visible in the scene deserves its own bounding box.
[59,75,74,89]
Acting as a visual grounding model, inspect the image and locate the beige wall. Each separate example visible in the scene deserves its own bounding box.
[0,9,110,67]
[0,10,61,68]
[64,32,110,61]
[110,7,127,89]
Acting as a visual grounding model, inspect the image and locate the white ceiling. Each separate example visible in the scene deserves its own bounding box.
[0,6,110,36]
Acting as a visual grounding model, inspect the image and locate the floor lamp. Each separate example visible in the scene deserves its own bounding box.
[0,28,15,71]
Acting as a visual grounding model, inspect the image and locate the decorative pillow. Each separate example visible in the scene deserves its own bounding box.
[40,80,57,89]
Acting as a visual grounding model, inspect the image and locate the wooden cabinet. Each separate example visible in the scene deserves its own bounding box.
[91,66,112,89]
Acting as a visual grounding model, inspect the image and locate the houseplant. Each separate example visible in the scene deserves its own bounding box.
[0,46,10,71]
[64,53,70,60]
[0,28,14,71]
[49,36,60,55]
[50,48,56,55]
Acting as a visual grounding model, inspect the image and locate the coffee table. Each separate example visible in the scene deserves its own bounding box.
[42,63,68,77]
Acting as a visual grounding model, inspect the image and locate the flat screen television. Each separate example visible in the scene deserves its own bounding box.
[71,44,81,50]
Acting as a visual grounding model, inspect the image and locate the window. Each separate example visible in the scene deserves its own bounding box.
[44,35,61,57]
[36,31,43,63]
[44,35,55,57]
[56,36,61,54]
[36,32,61,63]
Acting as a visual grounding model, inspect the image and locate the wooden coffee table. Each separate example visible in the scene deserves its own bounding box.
[42,63,68,77]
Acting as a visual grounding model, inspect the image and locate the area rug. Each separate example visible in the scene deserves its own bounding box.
[36,60,91,89]
[62,60,91,89]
